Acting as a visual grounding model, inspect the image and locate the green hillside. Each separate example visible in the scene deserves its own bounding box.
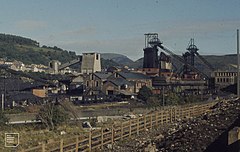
[0,33,77,65]
[0,33,121,69]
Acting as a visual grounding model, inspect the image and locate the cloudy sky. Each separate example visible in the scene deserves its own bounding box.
[1,0,240,60]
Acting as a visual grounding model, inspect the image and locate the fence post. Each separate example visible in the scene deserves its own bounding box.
[188,107,191,118]
[150,114,153,130]
[192,106,194,116]
[155,111,158,126]
[181,107,183,119]
[129,120,132,137]
[174,107,176,121]
[161,111,163,124]
[101,127,104,149]
[89,130,92,151]
[194,106,197,116]
[170,108,172,123]
[137,117,139,135]
[75,136,79,152]
[144,115,146,130]
[42,143,45,152]
[111,125,114,145]
[198,105,201,115]
[60,139,63,152]
[121,123,123,140]
[199,105,202,115]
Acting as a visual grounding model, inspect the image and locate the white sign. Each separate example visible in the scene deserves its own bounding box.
[5,133,19,147]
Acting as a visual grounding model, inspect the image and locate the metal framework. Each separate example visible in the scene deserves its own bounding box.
[144,33,213,79]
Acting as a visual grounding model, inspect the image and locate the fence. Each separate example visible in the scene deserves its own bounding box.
[22,101,216,152]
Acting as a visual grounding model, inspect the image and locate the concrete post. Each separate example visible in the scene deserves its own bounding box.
[228,127,240,145]
[228,127,240,152]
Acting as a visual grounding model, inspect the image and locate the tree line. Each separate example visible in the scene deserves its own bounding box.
[0,42,77,65]
[0,33,39,46]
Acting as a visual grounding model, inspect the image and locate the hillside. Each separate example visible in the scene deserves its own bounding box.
[0,33,39,46]
[203,54,237,70]
[0,34,78,65]
[0,34,123,69]
[101,53,134,66]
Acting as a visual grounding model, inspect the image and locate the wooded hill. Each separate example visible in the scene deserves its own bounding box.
[0,33,77,65]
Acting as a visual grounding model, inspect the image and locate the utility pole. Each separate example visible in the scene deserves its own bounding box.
[162,87,165,106]
[237,29,240,98]
[1,76,6,112]
[1,94,4,112]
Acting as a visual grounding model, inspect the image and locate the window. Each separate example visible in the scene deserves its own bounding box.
[96,54,99,60]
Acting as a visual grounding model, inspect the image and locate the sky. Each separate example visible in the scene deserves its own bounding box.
[0,0,240,60]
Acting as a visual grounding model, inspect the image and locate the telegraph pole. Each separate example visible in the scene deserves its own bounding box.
[1,76,6,112]
[1,94,4,112]
[162,87,165,106]
[237,29,240,98]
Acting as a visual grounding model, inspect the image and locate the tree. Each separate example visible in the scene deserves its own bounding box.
[137,85,152,102]
[166,92,180,106]
[146,96,159,110]
[37,103,69,130]
[0,111,9,125]
[185,94,198,103]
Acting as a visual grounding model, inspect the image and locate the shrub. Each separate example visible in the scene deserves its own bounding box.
[0,111,8,125]
[137,86,152,102]
[37,103,69,130]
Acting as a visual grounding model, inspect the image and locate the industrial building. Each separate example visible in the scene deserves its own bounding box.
[49,52,101,74]
[214,71,237,87]
[81,53,101,74]
[141,33,215,95]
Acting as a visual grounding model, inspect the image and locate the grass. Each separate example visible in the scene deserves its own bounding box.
[4,107,26,114]
[0,123,86,151]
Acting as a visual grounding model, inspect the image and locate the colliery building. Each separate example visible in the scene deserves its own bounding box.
[49,52,101,74]
[213,71,237,87]
[140,33,216,94]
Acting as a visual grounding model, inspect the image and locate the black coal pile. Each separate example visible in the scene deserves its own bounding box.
[156,99,240,152]
[108,99,240,152]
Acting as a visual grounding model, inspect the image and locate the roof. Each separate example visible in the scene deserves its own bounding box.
[0,78,45,91]
[107,78,133,87]
[117,71,151,80]
[94,72,112,80]
[8,91,41,103]
[117,90,136,96]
